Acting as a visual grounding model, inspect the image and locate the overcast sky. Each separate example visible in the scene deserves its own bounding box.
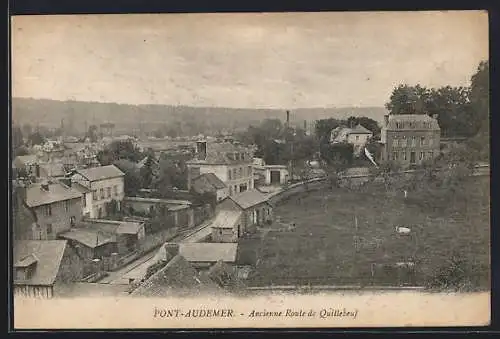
[11,11,488,109]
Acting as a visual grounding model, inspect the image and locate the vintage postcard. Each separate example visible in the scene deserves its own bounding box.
[10,11,490,329]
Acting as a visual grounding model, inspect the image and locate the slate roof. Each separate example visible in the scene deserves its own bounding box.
[229,190,271,210]
[75,165,124,182]
[58,228,116,248]
[385,114,440,130]
[130,255,220,297]
[191,173,226,194]
[349,124,373,134]
[24,182,83,208]
[13,240,68,286]
[179,243,238,263]
[211,210,242,229]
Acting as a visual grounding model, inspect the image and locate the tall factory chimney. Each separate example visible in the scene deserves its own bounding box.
[286,110,290,129]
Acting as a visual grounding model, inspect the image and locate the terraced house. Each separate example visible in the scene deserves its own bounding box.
[70,165,125,218]
[380,114,441,167]
[186,141,254,196]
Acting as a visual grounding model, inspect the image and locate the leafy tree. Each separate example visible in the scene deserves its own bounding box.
[385,84,430,115]
[97,140,143,166]
[28,131,45,146]
[468,61,489,161]
[113,159,143,196]
[315,118,342,144]
[140,156,159,189]
[86,125,99,143]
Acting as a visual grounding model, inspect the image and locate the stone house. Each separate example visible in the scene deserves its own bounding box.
[15,181,84,241]
[380,114,441,167]
[71,165,125,218]
[186,141,254,196]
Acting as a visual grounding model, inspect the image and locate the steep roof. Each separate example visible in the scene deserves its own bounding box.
[191,173,226,194]
[13,240,68,286]
[211,210,242,229]
[179,243,238,263]
[130,254,220,297]
[75,165,124,182]
[58,228,116,248]
[229,190,271,210]
[385,114,440,130]
[24,182,83,207]
[349,124,373,134]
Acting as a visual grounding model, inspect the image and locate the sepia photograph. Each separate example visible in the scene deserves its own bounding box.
[10,11,490,329]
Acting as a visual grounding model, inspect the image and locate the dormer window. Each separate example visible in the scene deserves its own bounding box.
[14,254,38,281]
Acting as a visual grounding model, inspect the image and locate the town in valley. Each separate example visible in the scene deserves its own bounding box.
[11,13,490,300]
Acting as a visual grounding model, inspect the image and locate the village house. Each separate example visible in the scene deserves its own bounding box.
[330,124,373,156]
[216,190,273,235]
[14,180,84,241]
[186,141,254,196]
[380,114,441,167]
[252,157,289,187]
[13,240,84,298]
[71,165,125,218]
[190,172,229,202]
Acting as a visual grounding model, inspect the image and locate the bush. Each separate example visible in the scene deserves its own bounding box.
[425,254,480,291]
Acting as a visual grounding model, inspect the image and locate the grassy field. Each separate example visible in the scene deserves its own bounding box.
[246,176,490,290]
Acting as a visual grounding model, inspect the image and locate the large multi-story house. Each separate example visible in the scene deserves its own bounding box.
[186,141,254,196]
[330,124,373,156]
[380,114,441,167]
[70,165,125,218]
[13,181,84,241]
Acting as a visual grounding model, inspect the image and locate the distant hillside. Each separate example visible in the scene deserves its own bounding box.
[11,97,388,135]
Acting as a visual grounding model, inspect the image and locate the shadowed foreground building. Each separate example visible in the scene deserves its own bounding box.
[13,240,84,298]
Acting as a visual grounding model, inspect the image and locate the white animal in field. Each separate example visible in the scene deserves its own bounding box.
[395,226,411,235]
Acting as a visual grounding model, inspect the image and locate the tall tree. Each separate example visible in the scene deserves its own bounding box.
[315,118,342,144]
[87,125,99,142]
[113,159,142,196]
[385,84,430,115]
